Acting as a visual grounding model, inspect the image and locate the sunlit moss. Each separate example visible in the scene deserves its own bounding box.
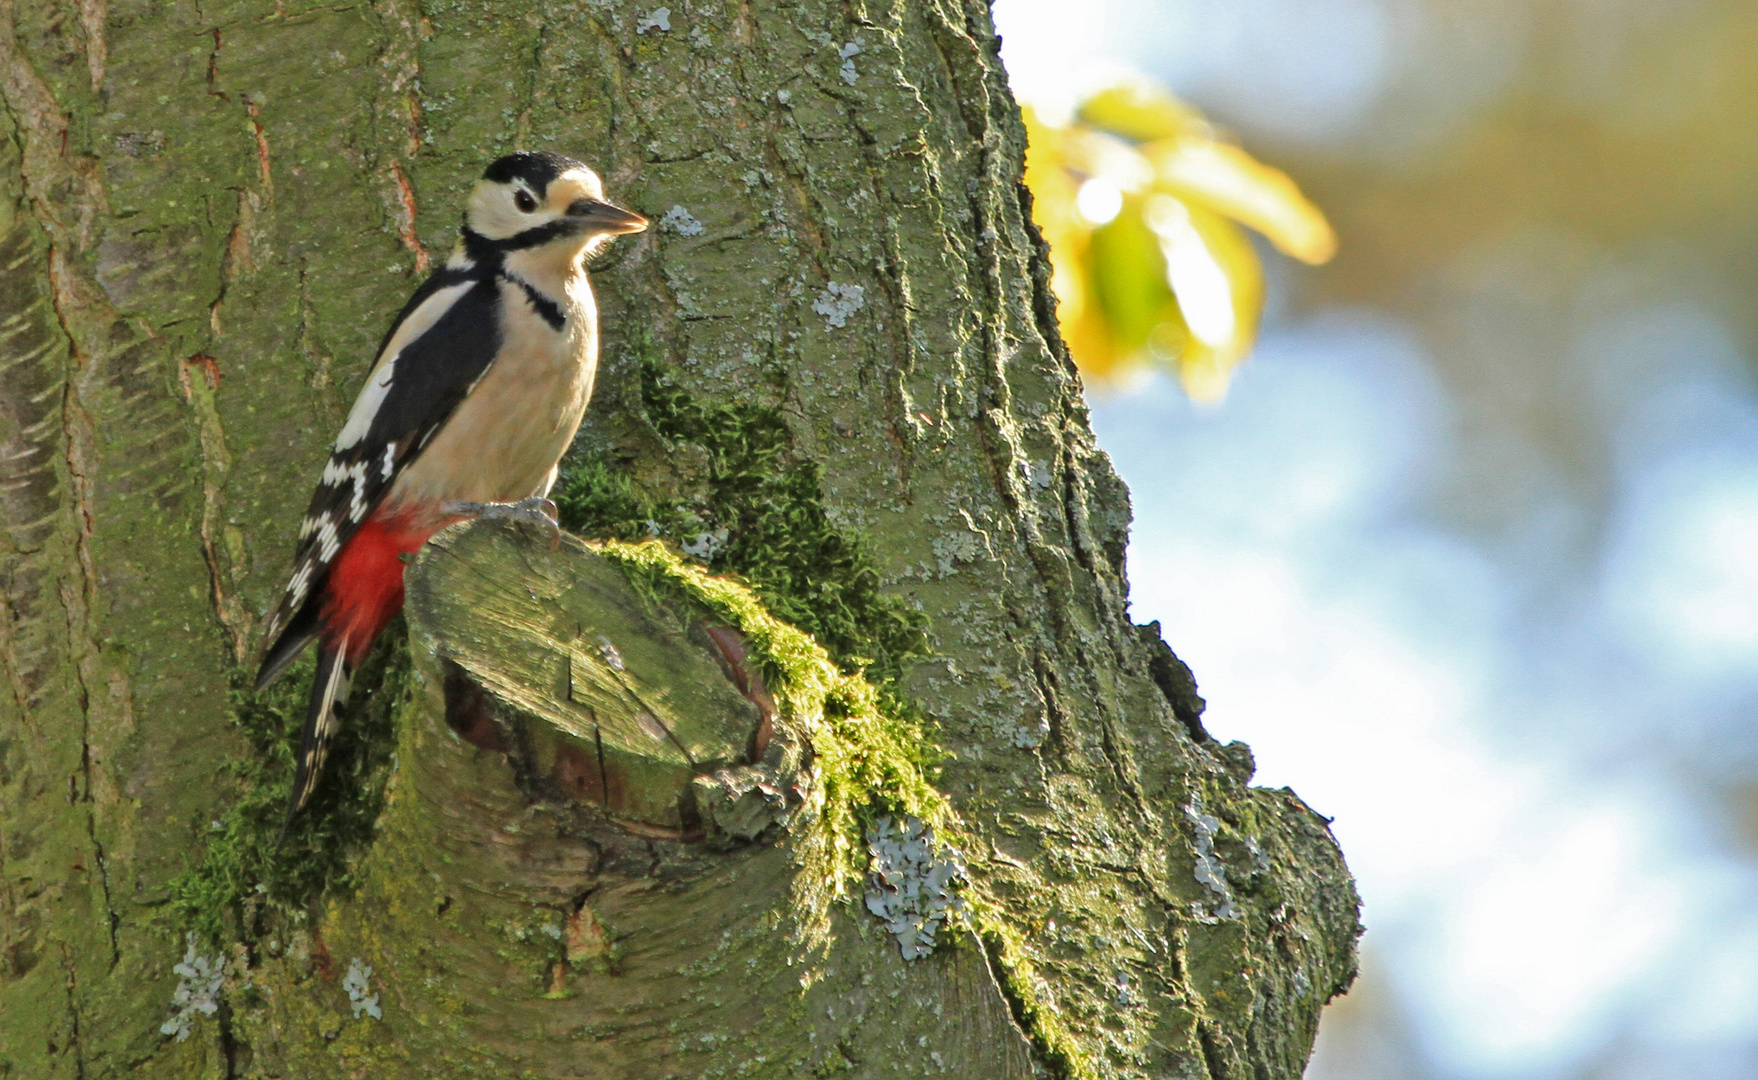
[970,908,1096,1080]
[594,539,943,887]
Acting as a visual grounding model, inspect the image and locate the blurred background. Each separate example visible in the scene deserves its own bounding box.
[989,1,1758,1078]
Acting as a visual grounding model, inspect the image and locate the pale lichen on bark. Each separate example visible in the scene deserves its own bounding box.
[0,1,1358,1077]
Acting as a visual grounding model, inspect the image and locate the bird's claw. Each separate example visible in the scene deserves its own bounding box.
[445,497,563,548]
[512,496,560,524]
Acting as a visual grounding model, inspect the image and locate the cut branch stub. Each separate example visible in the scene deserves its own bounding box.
[405,517,776,837]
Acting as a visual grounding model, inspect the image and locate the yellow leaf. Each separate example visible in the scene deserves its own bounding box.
[1088,198,1181,361]
[1022,111,1071,212]
[1178,343,1237,405]
[1144,196,1263,401]
[1077,79,1203,143]
[1022,82,1333,398]
[1145,138,1337,265]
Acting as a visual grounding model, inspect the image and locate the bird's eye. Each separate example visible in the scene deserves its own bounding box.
[514,189,537,213]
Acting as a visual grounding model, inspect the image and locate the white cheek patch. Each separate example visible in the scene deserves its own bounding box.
[335,355,398,450]
[468,180,564,241]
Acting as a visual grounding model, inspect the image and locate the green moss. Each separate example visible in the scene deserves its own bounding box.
[969,911,1094,1080]
[556,357,929,686]
[174,354,924,949]
[167,625,409,948]
[595,539,943,887]
[595,541,1093,1076]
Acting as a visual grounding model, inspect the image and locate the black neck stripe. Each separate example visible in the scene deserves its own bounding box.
[504,273,566,330]
[462,218,584,256]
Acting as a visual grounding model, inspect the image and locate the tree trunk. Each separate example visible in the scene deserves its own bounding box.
[0,1,1359,1077]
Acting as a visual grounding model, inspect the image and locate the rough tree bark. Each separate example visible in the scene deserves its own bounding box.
[0,1,1359,1078]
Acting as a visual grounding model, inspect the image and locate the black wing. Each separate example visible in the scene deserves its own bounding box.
[255,269,504,688]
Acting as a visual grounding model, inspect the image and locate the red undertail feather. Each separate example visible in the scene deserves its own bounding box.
[320,510,439,661]
[287,508,444,818]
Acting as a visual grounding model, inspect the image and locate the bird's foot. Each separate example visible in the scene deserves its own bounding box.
[445,497,562,548]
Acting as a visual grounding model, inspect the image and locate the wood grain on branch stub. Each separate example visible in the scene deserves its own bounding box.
[406,516,801,843]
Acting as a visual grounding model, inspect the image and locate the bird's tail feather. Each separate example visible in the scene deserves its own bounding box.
[287,635,353,820]
[255,602,320,692]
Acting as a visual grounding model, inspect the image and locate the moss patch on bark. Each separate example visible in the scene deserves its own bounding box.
[593,539,941,885]
[166,628,410,949]
[556,356,929,686]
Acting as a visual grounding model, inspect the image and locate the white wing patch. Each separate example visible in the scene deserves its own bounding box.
[334,281,475,449]
[263,454,381,645]
[334,356,397,450]
[316,459,373,522]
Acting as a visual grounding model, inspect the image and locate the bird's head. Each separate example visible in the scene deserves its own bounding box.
[464,151,647,264]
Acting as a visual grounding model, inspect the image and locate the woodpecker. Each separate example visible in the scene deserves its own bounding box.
[255,151,647,816]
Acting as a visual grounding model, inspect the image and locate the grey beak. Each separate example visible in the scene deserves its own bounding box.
[567,199,648,235]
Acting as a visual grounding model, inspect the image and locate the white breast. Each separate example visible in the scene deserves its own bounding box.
[387,274,598,510]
